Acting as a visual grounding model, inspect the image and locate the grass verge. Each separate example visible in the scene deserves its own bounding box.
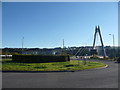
[1,59,106,71]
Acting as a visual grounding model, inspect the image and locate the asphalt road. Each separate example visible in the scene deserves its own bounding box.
[2,59,118,88]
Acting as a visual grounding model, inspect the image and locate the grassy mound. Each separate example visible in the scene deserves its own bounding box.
[2,59,106,72]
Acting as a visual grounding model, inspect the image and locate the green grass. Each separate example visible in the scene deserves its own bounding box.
[1,59,106,71]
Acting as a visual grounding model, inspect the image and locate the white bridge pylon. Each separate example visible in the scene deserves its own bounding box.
[74,25,107,58]
[93,25,106,58]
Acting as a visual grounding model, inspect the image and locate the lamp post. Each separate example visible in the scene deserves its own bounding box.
[109,34,115,58]
[109,34,115,47]
[22,37,24,54]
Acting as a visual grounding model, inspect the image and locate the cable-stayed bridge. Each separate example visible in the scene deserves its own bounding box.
[75,25,107,58]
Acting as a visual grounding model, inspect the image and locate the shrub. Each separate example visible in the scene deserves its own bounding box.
[12,55,70,63]
[90,54,99,59]
[117,57,120,63]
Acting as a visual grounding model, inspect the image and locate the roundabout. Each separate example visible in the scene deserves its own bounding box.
[2,59,118,88]
[2,59,107,72]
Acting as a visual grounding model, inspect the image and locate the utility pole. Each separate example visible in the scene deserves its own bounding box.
[63,39,64,48]
[113,34,115,47]
[62,39,64,55]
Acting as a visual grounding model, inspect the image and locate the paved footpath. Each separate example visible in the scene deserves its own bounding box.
[2,59,118,88]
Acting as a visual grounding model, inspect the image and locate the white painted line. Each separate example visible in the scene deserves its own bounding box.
[95,65,108,69]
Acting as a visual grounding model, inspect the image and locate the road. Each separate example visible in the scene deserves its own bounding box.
[2,59,118,88]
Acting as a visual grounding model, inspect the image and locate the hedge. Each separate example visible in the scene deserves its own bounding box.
[12,55,70,63]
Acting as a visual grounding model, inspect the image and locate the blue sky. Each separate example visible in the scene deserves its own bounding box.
[2,2,118,48]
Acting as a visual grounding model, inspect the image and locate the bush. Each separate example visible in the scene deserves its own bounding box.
[90,54,99,59]
[12,55,70,63]
[117,57,120,63]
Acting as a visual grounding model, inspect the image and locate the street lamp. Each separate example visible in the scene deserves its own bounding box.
[22,37,24,54]
[109,34,115,58]
[109,34,115,47]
